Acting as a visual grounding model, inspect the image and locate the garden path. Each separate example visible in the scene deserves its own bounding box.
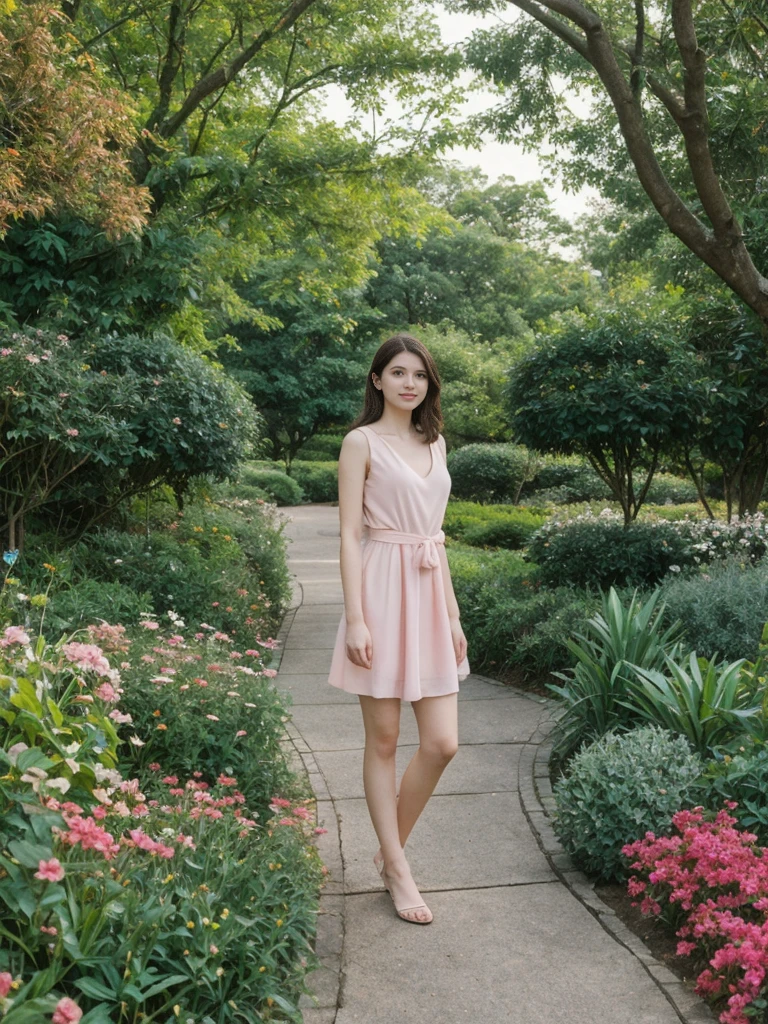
[271,503,693,1024]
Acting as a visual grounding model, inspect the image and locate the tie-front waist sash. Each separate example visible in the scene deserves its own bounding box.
[365,527,445,570]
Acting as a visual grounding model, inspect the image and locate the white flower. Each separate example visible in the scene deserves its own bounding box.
[129,735,146,747]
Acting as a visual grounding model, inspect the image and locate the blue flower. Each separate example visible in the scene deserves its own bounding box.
[3,549,18,567]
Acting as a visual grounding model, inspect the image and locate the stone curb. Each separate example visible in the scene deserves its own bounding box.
[275,583,344,1024]
[518,716,716,1024]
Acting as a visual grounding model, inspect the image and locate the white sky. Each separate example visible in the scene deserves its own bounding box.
[321,5,598,224]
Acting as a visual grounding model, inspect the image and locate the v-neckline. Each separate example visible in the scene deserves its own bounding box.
[366,427,435,480]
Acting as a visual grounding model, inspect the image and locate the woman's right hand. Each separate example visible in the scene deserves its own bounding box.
[345,621,372,669]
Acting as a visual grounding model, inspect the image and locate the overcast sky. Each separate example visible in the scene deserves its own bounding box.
[321,5,598,224]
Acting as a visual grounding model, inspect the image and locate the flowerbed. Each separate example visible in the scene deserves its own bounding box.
[624,805,768,1024]
[0,617,325,1022]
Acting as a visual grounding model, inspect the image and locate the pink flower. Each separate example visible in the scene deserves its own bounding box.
[61,642,111,677]
[172,417,181,425]
[236,730,247,737]
[52,997,82,1024]
[206,714,219,721]
[94,681,118,702]
[270,797,292,809]
[141,621,160,630]
[34,858,65,882]
[210,943,219,954]
[0,972,13,998]
[263,668,278,678]
[0,348,12,357]
[1,625,30,647]
[314,827,328,835]
[66,428,79,437]
[40,925,58,935]
[25,353,40,364]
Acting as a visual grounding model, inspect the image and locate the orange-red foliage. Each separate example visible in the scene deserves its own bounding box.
[0,3,151,240]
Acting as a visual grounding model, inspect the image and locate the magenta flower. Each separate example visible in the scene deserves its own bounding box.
[34,857,65,882]
[0,972,13,998]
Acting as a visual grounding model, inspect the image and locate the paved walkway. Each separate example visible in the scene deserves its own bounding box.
[272,504,704,1024]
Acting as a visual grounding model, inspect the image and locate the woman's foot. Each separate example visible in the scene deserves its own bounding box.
[378,858,433,925]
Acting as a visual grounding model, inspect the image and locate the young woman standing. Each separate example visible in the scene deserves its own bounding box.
[327,333,470,925]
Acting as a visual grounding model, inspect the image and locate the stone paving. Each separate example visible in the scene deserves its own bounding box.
[271,503,702,1024]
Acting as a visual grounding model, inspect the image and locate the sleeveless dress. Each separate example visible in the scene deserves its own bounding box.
[327,424,470,702]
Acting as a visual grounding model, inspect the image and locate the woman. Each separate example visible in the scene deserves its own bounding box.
[327,332,470,925]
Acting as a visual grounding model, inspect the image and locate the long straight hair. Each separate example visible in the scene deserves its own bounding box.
[347,333,443,444]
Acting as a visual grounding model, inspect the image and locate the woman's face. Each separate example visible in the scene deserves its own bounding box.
[372,351,429,411]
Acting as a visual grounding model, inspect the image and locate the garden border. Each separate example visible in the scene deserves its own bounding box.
[519,726,716,1024]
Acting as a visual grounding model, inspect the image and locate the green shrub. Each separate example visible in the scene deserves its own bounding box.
[701,743,768,844]
[443,502,547,549]
[522,455,611,503]
[645,473,700,505]
[529,513,692,588]
[553,726,704,882]
[660,558,768,661]
[243,469,304,506]
[44,578,153,632]
[549,588,683,763]
[447,543,597,678]
[447,443,540,503]
[288,460,338,503]
[240,460,287,481]
[295,433,344,461]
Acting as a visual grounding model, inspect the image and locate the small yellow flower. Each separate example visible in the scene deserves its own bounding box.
[211,527,219,533]
[183,950,190,956]
[173,1006,181,1017]
[275,918,283,927]
[211,922,220,930]
[186,921,195,929]
[216,967,224,977]
[224,535,232,541]
[202,917,210,926]
[43,563,57,573]
[153,709,162,717]
[163,873,174,883]
[259,966,266,973]
[220,908,230,919]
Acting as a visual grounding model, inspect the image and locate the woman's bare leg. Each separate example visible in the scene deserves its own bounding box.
[374,692,458,861]
[359,695,431,923]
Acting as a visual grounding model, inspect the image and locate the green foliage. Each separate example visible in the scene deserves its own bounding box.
[504,307,702,523]
[701,743,768,844]
[660,559,768,662]
[295,434,345,462]
[548,588,683,763]
[645,474,701,505]
[528,512,694,588]
[44,579,153,633]
[244,471,305,507]
[553,727,704,882]
[0,328,263,544]
[629,654,763,757]
[117,624,295,818]
[442,502,546,549]
[287,462,338,504]
[521,454,611,504]
[446,543,597,678]
[447,443,540,503]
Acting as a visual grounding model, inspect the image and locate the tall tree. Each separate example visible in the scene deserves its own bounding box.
[455,0,768,324]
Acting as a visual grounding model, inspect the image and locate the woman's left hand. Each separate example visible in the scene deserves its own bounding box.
[449,616,467,666]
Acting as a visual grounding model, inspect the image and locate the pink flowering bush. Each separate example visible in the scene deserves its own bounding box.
[623,804,768,1024]
[0,621,326,1023]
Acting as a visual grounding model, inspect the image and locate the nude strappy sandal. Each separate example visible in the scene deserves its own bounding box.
[375,856,433,925]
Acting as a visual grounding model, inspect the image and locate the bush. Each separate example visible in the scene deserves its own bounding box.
[521,455,611,503]
[44,578,154,632]
[645,473,700,505]
[295,433,344,461]
[528,509,768,589]
[660,558,768,661]
[442,502,547,550]
[446,543,598,678]
[548,588,683,763]
[447,443,540,503]
[244,469,305,506]
[288,460,338,502]
[553,726,704,882]
[0,620,324,1024]
[701,743,768,844]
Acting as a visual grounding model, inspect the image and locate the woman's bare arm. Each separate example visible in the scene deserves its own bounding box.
[337,428,368,626]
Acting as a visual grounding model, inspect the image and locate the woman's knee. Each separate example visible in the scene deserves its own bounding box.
[421,735,459,764]
[366,725,399,759]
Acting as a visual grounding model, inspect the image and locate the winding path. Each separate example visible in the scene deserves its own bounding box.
[270,503,712,1024]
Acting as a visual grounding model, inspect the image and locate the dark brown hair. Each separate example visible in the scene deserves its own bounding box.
[347,333,443,443]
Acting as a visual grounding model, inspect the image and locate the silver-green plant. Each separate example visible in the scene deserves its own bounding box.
[548,587,683,764]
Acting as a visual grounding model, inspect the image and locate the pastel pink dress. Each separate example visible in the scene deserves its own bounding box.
[327,424,470,701]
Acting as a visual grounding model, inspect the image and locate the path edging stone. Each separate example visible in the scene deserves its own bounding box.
[518,724,716,1024]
